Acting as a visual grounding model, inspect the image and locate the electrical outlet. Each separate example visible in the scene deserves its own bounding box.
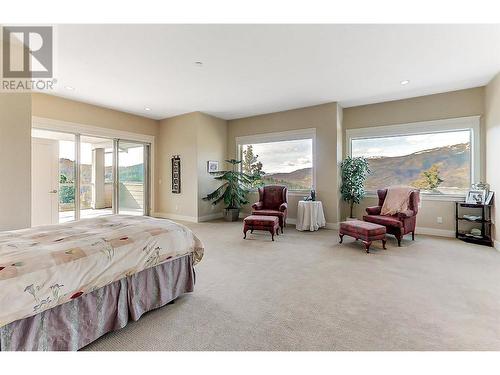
[437,216,443,224]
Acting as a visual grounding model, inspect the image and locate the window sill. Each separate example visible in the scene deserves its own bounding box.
[364,192,465,202]
[248,189,312,196]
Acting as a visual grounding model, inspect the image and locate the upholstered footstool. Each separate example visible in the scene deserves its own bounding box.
[339,220,386,253]
[243,215,280,241]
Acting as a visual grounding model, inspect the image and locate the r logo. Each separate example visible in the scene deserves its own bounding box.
[2,26,53,78]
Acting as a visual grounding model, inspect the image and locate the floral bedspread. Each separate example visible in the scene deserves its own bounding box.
[0,215,204,327]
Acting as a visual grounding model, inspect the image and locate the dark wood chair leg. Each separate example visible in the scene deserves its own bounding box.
[244,229,247,239]
[382,239,387,249]
[363,240,372,253]
[339,233,344,244]
[397,236,402,247]
[271,231,275,241]
[412,231,415,241]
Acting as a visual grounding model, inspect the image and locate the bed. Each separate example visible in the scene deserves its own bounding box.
[0,215,204,351]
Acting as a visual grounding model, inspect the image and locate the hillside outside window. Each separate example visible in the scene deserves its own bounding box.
[236,129,316,192]
[346,117,480,198]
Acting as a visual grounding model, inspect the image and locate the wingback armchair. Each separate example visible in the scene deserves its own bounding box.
[251,185,288,233]
[363,188,420,246]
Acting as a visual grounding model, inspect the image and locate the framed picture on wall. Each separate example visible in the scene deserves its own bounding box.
[207,160,219,173]
[172,155,181,194]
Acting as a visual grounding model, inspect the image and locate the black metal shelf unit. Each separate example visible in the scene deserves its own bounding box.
[455,200,493,247]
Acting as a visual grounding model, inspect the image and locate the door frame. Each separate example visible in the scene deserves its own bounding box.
[32,116,155,218]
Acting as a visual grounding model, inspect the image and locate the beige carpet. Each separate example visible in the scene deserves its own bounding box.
[85,220,500,351]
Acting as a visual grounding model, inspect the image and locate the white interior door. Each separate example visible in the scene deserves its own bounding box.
[32,138,59,226]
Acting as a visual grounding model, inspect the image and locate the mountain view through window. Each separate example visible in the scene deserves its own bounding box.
[351,130,471,195]
[241,139,313,190]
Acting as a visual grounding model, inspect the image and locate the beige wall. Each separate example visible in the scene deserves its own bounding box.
[485,73,500,246]
[32,93,158,136]
[0,94,32,230]
[197,113,228,219]
[228,103,340,224]
[343,87,485,233]
[156,112,228,221]
[157,113,199,219]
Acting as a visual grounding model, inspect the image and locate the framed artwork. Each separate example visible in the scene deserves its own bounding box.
[172,155,181,194]
[465,189,486,204]
[207,160,219,173]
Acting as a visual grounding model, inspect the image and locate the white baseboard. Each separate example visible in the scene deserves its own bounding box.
[198,212,223,222]
[494,240,500,252]
[415,226,455,238]
[152,212,198,223]
[155,211,455,239]
[325,222,339,230]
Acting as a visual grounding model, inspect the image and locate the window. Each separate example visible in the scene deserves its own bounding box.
[347,117,480,197]
[236,129,315,191]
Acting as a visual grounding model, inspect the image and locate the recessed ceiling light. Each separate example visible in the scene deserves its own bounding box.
[144,107,151,111]
[400,80,410,85]
[194,61,203,66]
[65,86,75,90]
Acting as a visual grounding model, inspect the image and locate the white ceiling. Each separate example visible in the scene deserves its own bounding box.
[51,24,500,120]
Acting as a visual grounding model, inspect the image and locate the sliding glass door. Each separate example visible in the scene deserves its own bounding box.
[32,128,151,224]
[117,140,149,216]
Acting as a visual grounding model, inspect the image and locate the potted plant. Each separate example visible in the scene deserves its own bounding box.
[340,156,370,220]
[203,159,263,221]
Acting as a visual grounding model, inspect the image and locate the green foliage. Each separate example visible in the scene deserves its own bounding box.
[411,163,444,191]
[242,145,264,175]
[203,159,263,209]
[59,185,75,204]
[340,156,370,218]
[60,174,68,184]
[241,145,264,188]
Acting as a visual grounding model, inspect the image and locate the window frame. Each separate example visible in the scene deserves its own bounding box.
[235,128,316,194]
[345,116,481,200]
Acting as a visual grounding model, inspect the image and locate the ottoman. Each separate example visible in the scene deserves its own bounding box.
[339,220,386,253]
[243,215,280,241]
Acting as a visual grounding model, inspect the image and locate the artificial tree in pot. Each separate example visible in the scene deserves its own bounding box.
[340,156,370,220]
[203,159,263,221]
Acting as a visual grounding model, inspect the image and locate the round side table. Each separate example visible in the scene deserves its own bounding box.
[296,200,326,231]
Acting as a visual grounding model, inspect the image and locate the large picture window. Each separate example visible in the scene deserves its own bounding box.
[237,129,315,191]
[347,117,480,197]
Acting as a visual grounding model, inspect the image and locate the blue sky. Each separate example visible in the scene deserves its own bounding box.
[351,130,470,158]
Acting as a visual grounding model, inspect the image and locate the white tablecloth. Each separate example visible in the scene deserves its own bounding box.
[296,200,326,231]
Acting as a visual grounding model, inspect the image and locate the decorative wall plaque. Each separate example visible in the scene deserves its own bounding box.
[172,155,181,194]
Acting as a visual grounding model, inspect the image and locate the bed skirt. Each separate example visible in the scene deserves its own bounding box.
[0,254,195,351]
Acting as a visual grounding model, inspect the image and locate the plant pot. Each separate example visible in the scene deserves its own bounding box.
[224,208,240,222]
